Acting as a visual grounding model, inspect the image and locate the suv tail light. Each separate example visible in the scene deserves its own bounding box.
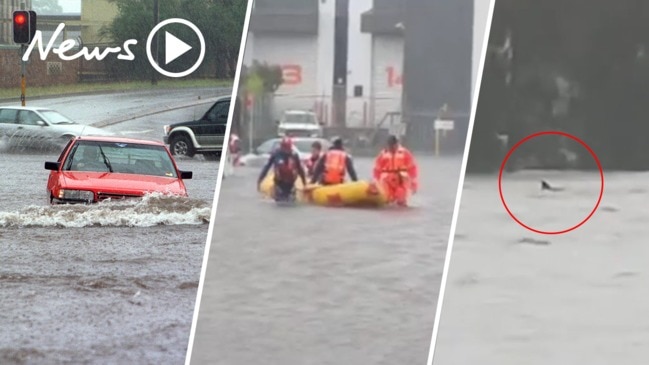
[163,125,171,135]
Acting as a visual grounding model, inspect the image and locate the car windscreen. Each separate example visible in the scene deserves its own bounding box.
[40,110,76,125]
[293,140,322,153]
[64,141,178,178]
[283,113,317,125]
[256,139,279,154]
[257,139,328,155]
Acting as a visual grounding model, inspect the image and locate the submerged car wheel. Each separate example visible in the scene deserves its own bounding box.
[170,134,195,158]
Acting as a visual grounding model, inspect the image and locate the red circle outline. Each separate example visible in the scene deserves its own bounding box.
[498,131,604,235]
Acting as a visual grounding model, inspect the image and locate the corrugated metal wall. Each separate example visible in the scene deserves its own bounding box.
[402,0,474,153]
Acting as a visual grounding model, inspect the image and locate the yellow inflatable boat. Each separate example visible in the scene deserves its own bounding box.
[259,172,388,207]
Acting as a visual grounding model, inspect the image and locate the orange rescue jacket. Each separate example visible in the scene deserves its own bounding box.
[373,146,418,182]
[323,150,348,184]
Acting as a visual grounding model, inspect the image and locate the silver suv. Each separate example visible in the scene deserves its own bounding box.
[276,110,323,138]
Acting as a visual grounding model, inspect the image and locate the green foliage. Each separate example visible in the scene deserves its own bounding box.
[101,0,246,80]
[239,60,283,96]
[468,0,649,172]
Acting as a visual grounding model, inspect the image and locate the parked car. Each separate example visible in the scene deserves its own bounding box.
[163,96,230,160]
[276,110,324,138]
[248,137,331,167]
[0,106,112,151]
[45,136,192,204]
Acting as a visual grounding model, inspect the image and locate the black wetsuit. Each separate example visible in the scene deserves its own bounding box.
[258,150,307,199]
[310,146,358,185]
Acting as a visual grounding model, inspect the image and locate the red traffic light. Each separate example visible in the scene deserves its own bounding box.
[13,10,35,44]
[14,13,26,25]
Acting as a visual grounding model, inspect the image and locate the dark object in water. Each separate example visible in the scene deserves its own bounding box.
[273,184,296,205]
[541,180,564,192]
[518,237,550,246]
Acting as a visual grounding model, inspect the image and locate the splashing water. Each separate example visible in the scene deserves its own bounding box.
[0,192,211,228]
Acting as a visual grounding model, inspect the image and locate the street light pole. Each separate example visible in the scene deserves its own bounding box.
[20,1,26,106]
[332,0,349,128]
[151,0,159,85]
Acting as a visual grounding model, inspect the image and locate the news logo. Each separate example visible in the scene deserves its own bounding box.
[22,18,205,78]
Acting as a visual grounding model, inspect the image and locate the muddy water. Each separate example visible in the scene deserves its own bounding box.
[433,172,649,365]
[191,155,462,365]
[0,153,217,365]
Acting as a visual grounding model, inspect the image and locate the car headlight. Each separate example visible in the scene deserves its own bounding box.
[58,189,94,202]
[163,125,171,135]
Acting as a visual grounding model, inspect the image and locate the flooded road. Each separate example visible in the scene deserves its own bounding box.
[0,90,222,365]
[432,172,649,365]
[190,155,462,365]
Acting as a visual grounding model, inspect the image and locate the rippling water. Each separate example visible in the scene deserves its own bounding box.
[191,155,462,365]
[433,171,649,365]
[0,152,216,365]
[0,194,211,228]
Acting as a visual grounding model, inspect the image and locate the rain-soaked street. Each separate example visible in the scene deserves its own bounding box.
[190,154,462,365]
[0,88,226,364]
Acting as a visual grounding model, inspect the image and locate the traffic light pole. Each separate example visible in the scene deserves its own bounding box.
[20,44,26,107]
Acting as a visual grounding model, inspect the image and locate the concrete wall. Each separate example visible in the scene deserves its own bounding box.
[244,0,403,127]
[473,0,491,97]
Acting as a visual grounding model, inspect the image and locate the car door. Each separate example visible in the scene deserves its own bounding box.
[0,109,20,147]
[16,110,49,149]
[201,100,230,148]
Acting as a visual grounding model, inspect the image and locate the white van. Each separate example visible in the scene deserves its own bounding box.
[276,110,323,138]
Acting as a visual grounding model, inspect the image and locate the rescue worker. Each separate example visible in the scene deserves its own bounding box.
[257,137,307,201]
[305,140,323,178]
[229,134,243,167]
[373,135,418,206]
[310,136,358,185]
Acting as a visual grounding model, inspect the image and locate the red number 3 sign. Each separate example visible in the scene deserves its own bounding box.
[386,66,403,87]
[282,64,302,85]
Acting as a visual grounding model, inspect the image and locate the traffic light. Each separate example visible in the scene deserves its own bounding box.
[13,10,37,44]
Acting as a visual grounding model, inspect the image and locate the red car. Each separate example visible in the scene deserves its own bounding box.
[45,136,193,204]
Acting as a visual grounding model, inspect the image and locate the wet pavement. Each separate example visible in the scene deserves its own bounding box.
[0,87,230,129]
[190,155,462,365]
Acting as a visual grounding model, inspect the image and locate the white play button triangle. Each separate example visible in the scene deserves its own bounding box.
[165,31,192,65]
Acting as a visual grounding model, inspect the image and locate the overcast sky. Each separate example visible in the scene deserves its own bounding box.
[55,0,80,13]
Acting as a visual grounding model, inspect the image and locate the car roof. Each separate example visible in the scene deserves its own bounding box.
[210,95,230,103]
[284,110,315,115]
[0,106,53,112]
[264,137,327,143]
[75,136,165,146]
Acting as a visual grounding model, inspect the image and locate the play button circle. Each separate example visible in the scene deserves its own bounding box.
[146,18,205,78]
[165,32,192,65]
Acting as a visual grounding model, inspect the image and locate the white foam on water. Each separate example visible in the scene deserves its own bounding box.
[0,192,211,228]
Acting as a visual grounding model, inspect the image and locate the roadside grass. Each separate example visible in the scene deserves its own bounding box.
[0,78,233,100]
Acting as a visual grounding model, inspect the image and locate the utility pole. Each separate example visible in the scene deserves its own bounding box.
[332,0,349,128]
[20,2,26,106]
[151,0,159,85]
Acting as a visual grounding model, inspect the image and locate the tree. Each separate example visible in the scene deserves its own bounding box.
[239,61,284,97]
[467,0,649,172]
[101,0,246,80]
